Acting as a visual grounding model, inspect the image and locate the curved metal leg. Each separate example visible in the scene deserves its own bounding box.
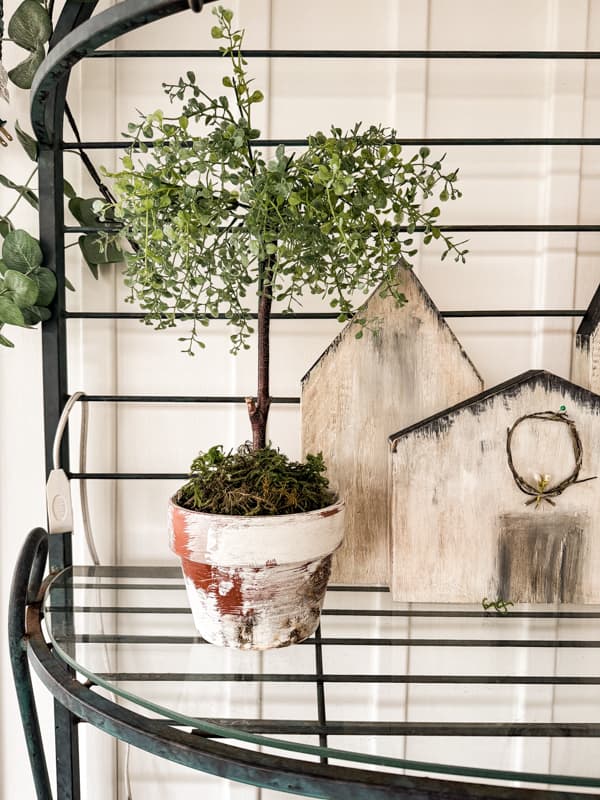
[8,527,53,800]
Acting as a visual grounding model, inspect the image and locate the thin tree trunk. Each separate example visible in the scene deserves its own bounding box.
[246,254,273,449]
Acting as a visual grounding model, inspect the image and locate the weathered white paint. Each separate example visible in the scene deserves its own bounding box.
[301,269,483,585]
[390,370,600,603]
[169,497,345,566]
[168,498,344,648]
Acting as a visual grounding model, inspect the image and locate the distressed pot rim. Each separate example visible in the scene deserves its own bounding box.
[169,495,345,568]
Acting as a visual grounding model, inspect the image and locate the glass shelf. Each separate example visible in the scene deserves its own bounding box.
[43,565,600,792]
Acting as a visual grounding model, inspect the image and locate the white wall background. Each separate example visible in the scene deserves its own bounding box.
[2,0,600,798]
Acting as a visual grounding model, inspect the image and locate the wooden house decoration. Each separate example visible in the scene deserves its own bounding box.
[389,370,600,604]
[301,269,483,585]
[572,283,600,393]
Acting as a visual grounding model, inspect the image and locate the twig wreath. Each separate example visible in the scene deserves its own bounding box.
[506,408,597,508]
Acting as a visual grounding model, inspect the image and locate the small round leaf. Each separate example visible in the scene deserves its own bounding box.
[22,305,51,324]
[69,197,104,226]
[2,229,43,272]
[0,217,12,238]
[8,45,45,90]
[0,297,27,327]
[14,120,38,161]
[32,267,56,306]
[8,0,51,50]
[79,234,124,265]
[4,269,39,307]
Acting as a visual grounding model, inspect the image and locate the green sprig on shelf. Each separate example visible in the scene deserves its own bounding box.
[481,597,514,614]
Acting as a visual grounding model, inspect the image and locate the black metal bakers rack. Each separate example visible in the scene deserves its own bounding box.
[7,1,600,798]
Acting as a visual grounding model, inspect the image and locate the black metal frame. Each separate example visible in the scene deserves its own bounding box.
[6,0,600,796]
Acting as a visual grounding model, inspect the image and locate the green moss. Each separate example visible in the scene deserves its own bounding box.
[176,444,334,516]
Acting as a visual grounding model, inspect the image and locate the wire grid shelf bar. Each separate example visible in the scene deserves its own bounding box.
[46,572,600,744]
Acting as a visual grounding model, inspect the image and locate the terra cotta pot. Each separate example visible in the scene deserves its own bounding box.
[168,497,344,649]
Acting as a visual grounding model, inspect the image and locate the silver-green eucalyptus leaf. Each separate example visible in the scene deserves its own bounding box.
[79,234,124,266]
[69,196,100,226]
[4,269,39,307]
[0,218,13,238]
[0,174,38,210]
[8,0,52,51]
[63,180,76,200]
[14,121,38,161]
[32,267,57,306]
[2,229,43,272]
[0,296,27,327]
[22,305,51,324]
[8,44,45,90]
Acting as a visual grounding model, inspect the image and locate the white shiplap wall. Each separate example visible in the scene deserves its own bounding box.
[2,1,600,798]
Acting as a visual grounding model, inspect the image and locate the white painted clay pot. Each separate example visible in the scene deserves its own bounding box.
[168,498,344,649]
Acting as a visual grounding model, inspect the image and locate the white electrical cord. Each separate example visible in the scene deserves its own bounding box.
[51,392,134,800]
[46,392,85,534]
[52,391,85,470]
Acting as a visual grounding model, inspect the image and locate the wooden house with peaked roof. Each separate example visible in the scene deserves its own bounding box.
[573,283,600,393]
[301,269,483,585]
[389,370,600,604]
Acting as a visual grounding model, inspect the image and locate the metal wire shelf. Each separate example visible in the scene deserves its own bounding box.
[8,0,599,797]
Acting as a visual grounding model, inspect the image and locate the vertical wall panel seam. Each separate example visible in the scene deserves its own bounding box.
[400,0,433,770]
[530,0,558,370]
[415,0,432,282]
[568,0,592,381]
[555,4,592,782]
[528,1,560,779]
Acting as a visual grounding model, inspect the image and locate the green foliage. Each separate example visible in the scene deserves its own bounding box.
[69,197,124,279]
[7,43,44,90]
[2,228,42,271]
[0,0,125,349]
[107,5,467,355]
[14,120,38,161]
[176,444,334,515]
[7,0,51,90]
[0,230,56,345]
[481,597,514,615]
[8,0,51,51]
[0,164,94,346]
[0,172,38,210]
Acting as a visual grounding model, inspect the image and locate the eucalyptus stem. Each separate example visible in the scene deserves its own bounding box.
[2,166,37,219]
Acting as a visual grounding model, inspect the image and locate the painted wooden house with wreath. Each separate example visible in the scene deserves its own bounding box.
[389,370,600,604]
[301,268,483,585]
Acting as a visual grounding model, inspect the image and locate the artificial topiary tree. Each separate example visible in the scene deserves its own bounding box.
[108,5,467,450]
